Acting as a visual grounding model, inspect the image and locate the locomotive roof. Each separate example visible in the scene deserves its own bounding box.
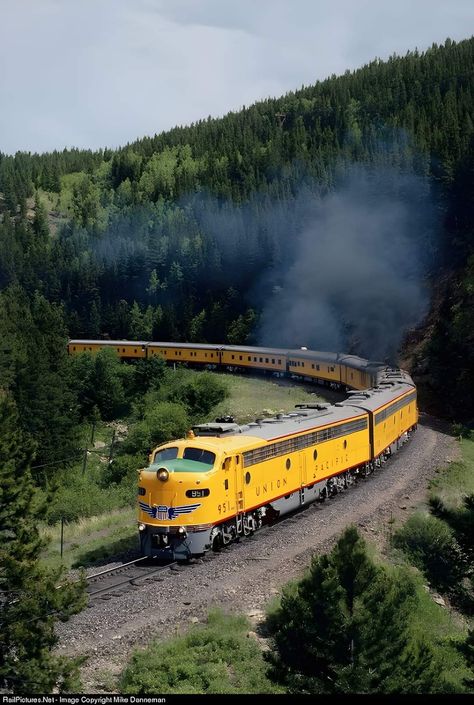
[193,403,367,444]
[338,381,415,413]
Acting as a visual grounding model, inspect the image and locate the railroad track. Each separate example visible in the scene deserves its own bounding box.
[86,557,180,601]
[83,449,402,604]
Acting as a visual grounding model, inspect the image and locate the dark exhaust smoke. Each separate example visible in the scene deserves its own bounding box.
[256,165,436,361]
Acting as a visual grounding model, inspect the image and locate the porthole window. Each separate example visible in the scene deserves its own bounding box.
[286,458,291,470]
[313,449,318,461]
[245,472,251,484]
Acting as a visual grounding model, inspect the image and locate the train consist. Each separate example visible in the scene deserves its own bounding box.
[68,340,418,560]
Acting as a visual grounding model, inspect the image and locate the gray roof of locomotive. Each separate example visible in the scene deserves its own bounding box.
[193,402,367,442]
[338,381,415,414]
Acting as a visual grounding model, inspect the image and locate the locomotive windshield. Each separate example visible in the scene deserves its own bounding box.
[153,447,178,463]
[183,447,216,467]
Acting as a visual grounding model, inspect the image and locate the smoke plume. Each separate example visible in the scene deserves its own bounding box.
[256,165,436,361]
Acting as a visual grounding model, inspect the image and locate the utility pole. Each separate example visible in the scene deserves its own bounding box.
[108,429,116,464]
[81,447,88,475]
[60,516,64,559]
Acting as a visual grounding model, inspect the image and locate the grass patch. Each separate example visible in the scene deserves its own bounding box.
[40,508,137,570]
[429,437,474,510]
[391,564,470,692]
[210,373,323,424]
[120,610,281,694]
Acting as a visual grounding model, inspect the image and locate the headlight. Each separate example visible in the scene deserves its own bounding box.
[138,523,146,532]
[177,526,187,537]
[157,467,169,482]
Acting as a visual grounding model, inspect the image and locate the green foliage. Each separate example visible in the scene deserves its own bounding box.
[451,423,472,440]
[71,174,101,228]
[132,355,166,392]
[0,286,81,472]
[162,369,229,419]
[392,513,465,592]
[70,348,130,420]
[0,393,86,693]
[120,610,281,694]
[121,401,189,456]
[267,526,450,694]
[44,466,134,524]
[458,627,474,689]
[429,494,474,569]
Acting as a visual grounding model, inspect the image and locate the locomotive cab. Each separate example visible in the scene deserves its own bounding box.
[138,439,222,560]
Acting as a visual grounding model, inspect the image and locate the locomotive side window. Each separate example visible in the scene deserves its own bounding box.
[153,447,178,463]
[183,447,216,466]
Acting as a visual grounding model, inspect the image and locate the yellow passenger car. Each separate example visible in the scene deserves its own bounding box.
[147,343,221,365]
[220,345,287,373]
[287,349,341,385]
[67,339,147,358]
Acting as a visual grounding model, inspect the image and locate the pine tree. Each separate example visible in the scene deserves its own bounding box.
[0,393,86,693]
[268,526,444,694]
[32,193,49,239]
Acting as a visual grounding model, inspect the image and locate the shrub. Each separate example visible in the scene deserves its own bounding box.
[392,513,464,590]
[120,610,280,694]
[121,401,189,455]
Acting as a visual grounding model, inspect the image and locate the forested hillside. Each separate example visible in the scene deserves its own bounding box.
[0,36,473,421]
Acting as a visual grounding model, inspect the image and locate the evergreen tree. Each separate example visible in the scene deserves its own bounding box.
[0,393,86,693]
[268,527,445,694]
[32,193,49,239]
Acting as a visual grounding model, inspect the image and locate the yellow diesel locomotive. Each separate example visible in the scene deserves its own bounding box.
[137,367,417,560]
[67,340,417,560]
